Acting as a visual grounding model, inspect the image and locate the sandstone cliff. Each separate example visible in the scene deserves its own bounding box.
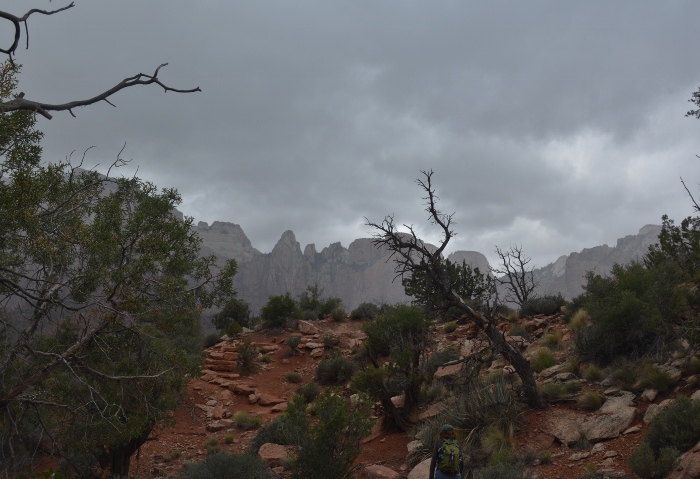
[533,224,663,299]
[195,221,663,312]
[194,222,489,312]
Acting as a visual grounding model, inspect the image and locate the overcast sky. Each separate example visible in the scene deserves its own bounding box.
[6,1,700,268]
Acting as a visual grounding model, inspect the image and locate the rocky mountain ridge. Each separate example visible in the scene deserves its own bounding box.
[195,221,662,312]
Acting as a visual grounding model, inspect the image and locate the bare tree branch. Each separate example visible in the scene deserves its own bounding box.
[0,4,75,58]
[681,176,700,213]
[1,64,201,119]
[492,244,539,307]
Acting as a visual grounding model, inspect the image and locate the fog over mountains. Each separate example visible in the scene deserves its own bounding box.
[195,220,663,313]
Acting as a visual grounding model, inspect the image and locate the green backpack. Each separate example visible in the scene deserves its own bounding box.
[437,438,461,475]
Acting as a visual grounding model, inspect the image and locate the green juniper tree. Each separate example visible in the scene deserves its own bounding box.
[0,7,226,474]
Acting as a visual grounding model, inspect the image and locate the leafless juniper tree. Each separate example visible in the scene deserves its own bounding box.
[493,245,539,307]
[366,170,545,409]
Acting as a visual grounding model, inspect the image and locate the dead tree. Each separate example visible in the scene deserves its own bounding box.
[367,170,545,409]
[493,245,539,307]
[0,4,200,119]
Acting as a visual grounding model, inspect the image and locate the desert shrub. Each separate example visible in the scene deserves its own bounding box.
[182,452,270,479]
[538,382,581,401]
[237,338,259,375]
[296,382,320,403]
[258,354,271,364]
[226,321,243,337]
[284,372,303,384]
[689,357,700,375]
[583,364,603,381]
[353,304,431,430]
[248,419,293,454]
[164,450,182,462]
[316,355,356,385]
[540,331,563,350]
[562,295,585,323]
[520,294,567,317]
[416,376,520,461]
[610,359,639,390]
[508,323,530,339]
[638,364,675,392]
[224,434,234,444]
[285,335,302,353]
[577,392,606,411]
[419,383,448,405]
[233,411,263,430]
[575,263,673,365]
[350,302,380,320]
[569,309,591,331]
[204,333,222,349]
[283,390,373,479]
[261,292,299,328]
[502,307,520,321]
[645,396,700,455]
[563,358,581,377]
[205,437,220,455]
[424,348,460,379]
[530,347,556,373]
[330,306,346,322]
[443,321,458,333]
[481,425,515,455]
[212,297,252,331]
[628,442,679,479]
[537,450,552,465]
[302,309,318,321]
[323,334,340,349]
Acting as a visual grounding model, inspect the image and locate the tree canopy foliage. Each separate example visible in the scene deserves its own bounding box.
[0,61,235,477]
[576,181,700,364]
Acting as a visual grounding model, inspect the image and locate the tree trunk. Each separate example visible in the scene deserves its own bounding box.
[98,427,151,478]
[485,323,545,409]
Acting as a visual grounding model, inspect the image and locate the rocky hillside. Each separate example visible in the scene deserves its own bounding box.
[195,221,662,312]
[129,309,700,479]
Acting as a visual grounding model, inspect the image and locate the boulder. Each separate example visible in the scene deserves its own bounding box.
[666,439,700,479]
[537,364,565,381]
[364,464,401,479]
[258,443,294,467]
[206,421,228,432]
[644,399,673,425]
[581,407,635,442]
[580,391,636,442]
[310,348,324,358]
[271,402,288,413]
[543,410,584,446]
[258,393,285,407]
[407,440,423,454]
[298,320,320,335]
[407,458,432,479]
[233,384,256,395]
[212,404,225,420]
[433,363,462,381]
[543,372,578,383]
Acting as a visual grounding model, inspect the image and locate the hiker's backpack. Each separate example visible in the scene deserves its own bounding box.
[437,438,460,475]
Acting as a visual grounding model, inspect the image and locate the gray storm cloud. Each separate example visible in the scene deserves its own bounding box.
[5,0,700,268]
